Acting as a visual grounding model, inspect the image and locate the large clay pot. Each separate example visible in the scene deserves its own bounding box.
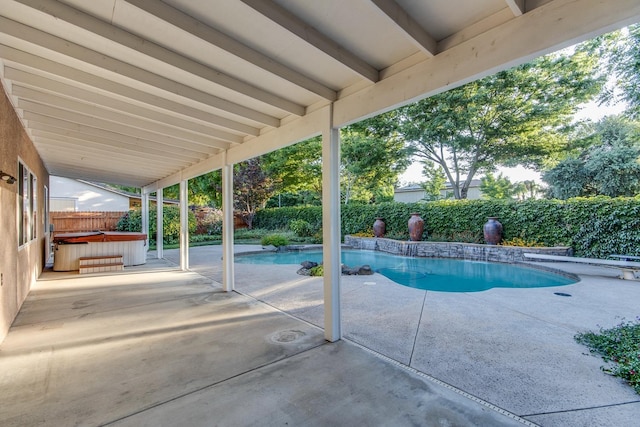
[408,213,425,241]
[483,217,503,245]
[373,217,386,238]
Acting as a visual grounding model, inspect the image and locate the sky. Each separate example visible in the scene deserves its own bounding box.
[398,101,628,186]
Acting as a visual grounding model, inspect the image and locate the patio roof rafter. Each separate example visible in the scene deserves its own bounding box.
[12,84,238,147]
[369,0,438,56]
[240,0,380,83]
[17,97,231,151]
[13,0,306,117]
[0,44,262,136]
[124,0,338,102]
[0,15,281,127]
[7,72,244,143]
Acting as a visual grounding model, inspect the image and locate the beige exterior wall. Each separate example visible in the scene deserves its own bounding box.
[0,87,49,343]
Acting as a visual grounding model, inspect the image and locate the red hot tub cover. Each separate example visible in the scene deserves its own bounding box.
[53,232,147,244]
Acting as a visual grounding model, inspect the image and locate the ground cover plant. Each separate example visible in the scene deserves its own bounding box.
[575,319,640,394]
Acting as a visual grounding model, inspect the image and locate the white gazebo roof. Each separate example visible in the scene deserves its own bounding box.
[1,0,638,190]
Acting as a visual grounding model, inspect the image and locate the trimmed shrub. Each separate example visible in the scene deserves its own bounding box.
[255,196,640,258]
[253,206,322,230]
[289,219,314,237]
[116,206,197,245]
[261,233,290,247]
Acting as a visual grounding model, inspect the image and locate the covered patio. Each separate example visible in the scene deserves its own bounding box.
[1,1,640,425]
[2,0,639,342]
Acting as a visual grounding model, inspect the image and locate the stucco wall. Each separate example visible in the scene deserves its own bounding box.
[0,87,49,343]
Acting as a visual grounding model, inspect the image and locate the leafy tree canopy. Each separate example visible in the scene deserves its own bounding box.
[262,116,411,205]
[480,173,517,200]
[596,24,640,118]
[391,46,604,199]
[234,157,275,228]
[543,115,640,198]
[420,161,447,201]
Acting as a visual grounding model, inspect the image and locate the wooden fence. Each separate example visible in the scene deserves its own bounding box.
[51,211,127,234]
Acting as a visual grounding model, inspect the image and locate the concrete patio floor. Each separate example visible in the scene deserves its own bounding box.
[0,245,638,426]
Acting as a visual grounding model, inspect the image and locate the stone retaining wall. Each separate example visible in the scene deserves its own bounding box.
[344,236,572,263]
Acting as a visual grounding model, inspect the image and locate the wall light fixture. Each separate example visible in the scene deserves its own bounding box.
[1,171,17,185]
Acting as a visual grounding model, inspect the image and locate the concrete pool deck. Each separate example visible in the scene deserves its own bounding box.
[0,245,638,426]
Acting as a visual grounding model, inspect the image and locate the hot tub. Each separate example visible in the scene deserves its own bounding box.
[53,231,147,271]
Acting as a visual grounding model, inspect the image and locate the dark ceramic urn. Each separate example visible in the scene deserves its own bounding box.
[483,217,503,245]
[408,213,425,241]
[373,217,386,238]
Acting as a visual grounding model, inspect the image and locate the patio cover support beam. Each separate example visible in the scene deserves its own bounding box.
[179,179,189,271]
[156,187,163,260]
[322,104,341,342]
[141,192,149,248]
[222,153,234,292]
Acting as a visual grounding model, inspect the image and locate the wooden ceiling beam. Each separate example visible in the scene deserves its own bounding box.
[370,0,437,56]
[241,0,380,82]
[0,45,260,136]
[15,0,306,116]
[0,16,280,127]
[125,0,337,101]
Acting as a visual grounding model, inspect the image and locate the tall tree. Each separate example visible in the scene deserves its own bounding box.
[480,173,517,199]
[262,137,323,197]
[393,47,604,199]
[543,115,640,198]
[340,120,410,204]
[263,118,410,205]
[420,161,447,200]
[160,171,222,207]
[234,158,275,228]
[597,24,640,118]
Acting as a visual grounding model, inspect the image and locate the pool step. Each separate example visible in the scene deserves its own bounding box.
[79,255,124,274]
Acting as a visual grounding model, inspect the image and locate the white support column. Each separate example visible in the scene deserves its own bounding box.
[322,104,341,342]
[141,191,149,248]
[156,187,164,259]
[179,179,189,270]
[222,154,234,292]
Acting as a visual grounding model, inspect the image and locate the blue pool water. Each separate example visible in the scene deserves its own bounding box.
[235,250,576,292]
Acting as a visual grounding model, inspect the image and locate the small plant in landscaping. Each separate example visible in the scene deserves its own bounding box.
[501,237,544,247]
[350,231,374,237]
[309,265,324,276]
[289,219,314,237]
[199,208,223,235]
[261,233,290,247]
[575,318,640,394]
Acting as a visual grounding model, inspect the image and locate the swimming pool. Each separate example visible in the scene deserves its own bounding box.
[235,250,577,292]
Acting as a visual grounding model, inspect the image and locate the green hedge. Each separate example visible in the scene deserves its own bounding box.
[253,206,323,230]
[254,197,640,258]
[116,206,197,245]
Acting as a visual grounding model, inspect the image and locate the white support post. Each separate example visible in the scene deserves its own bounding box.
[156,187,163,259]
[322,104,341,342]
[222,155,234,292]
[179,179,189,270]
[141,192,149,249]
